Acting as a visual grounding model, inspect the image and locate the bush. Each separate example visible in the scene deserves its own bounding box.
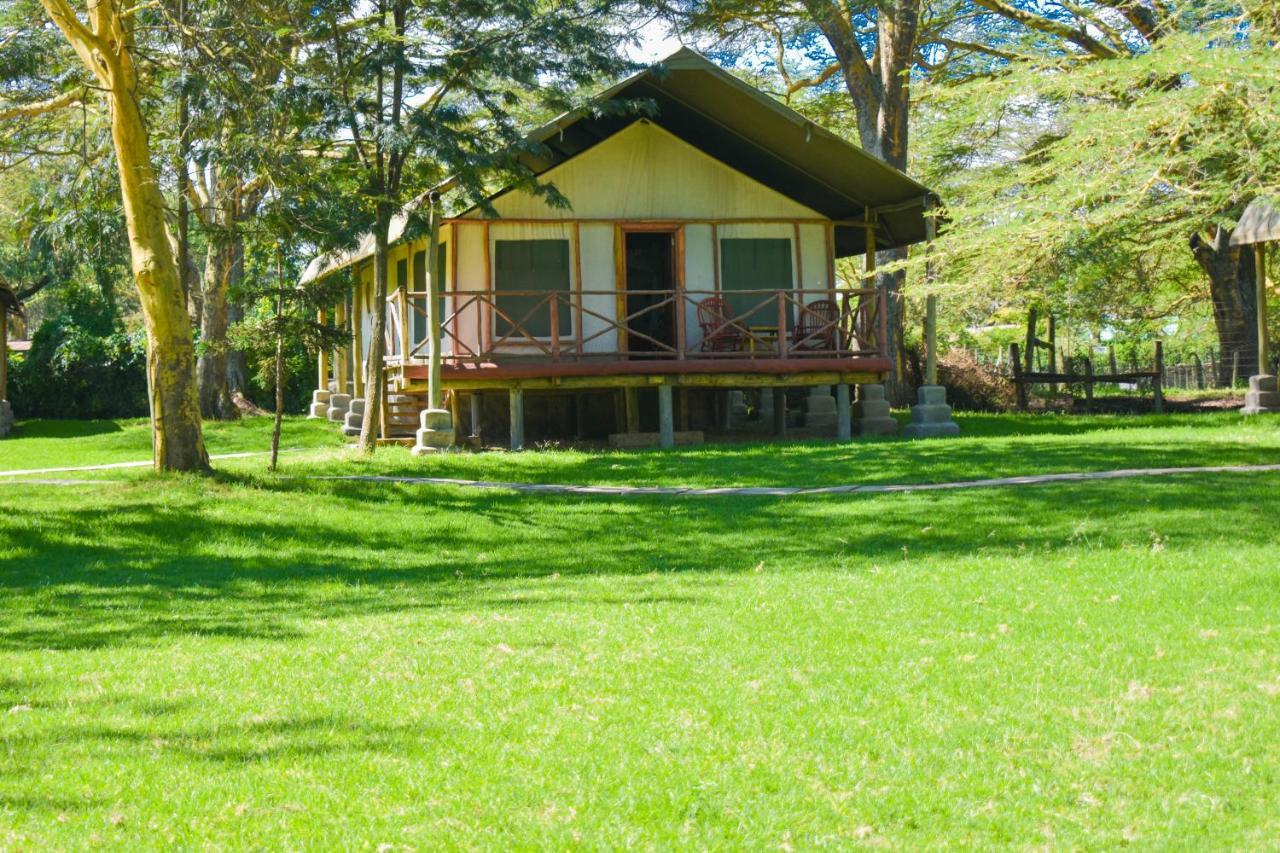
[9,287,149,419]
[937,349,1018,412]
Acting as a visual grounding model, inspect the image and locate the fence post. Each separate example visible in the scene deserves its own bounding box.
[1011,343,1027,410]
[1084,358,1094,412]
[1192,353,1204,390]
[1232,350,1240,388]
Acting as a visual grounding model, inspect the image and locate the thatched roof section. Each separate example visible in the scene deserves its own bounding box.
[1231,199,1280,246]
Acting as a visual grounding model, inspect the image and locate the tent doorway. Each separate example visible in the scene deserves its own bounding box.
[623,229,677,357]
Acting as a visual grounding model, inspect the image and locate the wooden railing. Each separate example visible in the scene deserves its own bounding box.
[385,286,887,366]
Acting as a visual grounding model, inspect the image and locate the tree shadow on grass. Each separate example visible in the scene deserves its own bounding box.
[10,419,129,440]
[1,471,1275,652]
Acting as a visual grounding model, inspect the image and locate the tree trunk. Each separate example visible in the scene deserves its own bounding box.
[40,0,208,473]
[106,45,209,470]
[271,329,284,471]
[811,0,920,405]
[1192,227,1259,383]
[357,211,392,453]
[197,238,239,419]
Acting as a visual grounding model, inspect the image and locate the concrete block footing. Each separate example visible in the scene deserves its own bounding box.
[308,390,332,419]
[804,386,838,429]
[326,393,352,423]
[852,384,899,436]
[1243,375,1280,415]
[411,408,456,455]
[903,385,961,439]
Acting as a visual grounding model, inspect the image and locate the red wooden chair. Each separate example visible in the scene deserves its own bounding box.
[697,296,746,353]
[792,299,841,353]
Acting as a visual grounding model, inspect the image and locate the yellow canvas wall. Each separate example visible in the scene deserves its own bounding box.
[470,120,823,222]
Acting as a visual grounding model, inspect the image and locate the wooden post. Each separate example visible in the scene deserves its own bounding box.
[426,195,444,410]
[470,393,482,441]
[836,383,851,440]
[1108,345,1118,376]
[398,270,410,371]
[925,294,938,386]
[1154,341,1165,413]
[624,387,639,433]
[1257,243,1270,375]
[1084,357,1094,412]
[317,309,329,390]
[1024,308,1037,373]
[1047,314,1057,394]
[1011,343,1028,410]
[772,388,787,436]
[1232,350,1240,388]
[658,384,675,448]
[336,298,349,393]
[352,286,364,398]
[776,295,789,359]
[509,387,525,451]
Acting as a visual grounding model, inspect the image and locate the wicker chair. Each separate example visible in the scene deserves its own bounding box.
[791,299,841,353]
[697,296,746,353]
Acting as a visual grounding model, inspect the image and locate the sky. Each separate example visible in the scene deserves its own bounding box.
[627,17,685,63]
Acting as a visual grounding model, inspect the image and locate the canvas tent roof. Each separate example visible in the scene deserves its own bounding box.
[1230,199,1280,246]
[302,47,938,283]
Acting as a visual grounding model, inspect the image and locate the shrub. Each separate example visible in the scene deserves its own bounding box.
[9,286,149,419]
[937,349,1018,412]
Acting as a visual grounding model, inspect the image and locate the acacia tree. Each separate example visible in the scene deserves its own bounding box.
[295,0,640,453]
[916,1,1276,378]
[2,0,209,471]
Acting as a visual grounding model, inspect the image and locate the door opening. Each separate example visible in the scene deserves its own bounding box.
[623,231,677,358]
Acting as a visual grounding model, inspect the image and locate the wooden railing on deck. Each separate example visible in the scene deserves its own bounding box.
[385,286,887,366]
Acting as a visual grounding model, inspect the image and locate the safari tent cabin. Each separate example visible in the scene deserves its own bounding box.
[303,48,939,447]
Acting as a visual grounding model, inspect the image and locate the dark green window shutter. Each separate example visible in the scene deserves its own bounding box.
[719,238,794,330]
[494,239,572,339]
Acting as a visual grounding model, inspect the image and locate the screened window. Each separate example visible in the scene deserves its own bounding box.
[412,245,448,346]
[494,239,572,339]
[719,238,794,329]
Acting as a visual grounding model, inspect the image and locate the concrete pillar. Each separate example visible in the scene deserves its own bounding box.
[803,385,838,430]
[308,389,331,419]
[658,384,675,448]
[411,406,456,455]
[326,393,352,423]
[343,397,366,436]
[852,384,898,436]
[835,384,852,440]
[1243,374,1280,415]
[509,387,525,451]
[470,393,482,440]
[903,385,960,439]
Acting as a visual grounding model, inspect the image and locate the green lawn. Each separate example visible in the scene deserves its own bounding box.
[2,415,1279,846]
[260,411,1277,489]
[0,417,344,473]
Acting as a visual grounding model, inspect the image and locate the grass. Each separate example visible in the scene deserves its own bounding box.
[0,417,345,473]
[2,413,1279,846]
[258,411,1279,489]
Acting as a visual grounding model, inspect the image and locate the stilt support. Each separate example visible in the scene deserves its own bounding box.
[509,388,525,451]
[658,384,675,448]
[836,384,852,440]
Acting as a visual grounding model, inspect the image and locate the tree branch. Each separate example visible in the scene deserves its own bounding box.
[969,0,1122,58]
[0,88,84,121]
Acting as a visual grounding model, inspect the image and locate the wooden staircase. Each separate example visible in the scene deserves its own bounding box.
[384,389,429,441]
